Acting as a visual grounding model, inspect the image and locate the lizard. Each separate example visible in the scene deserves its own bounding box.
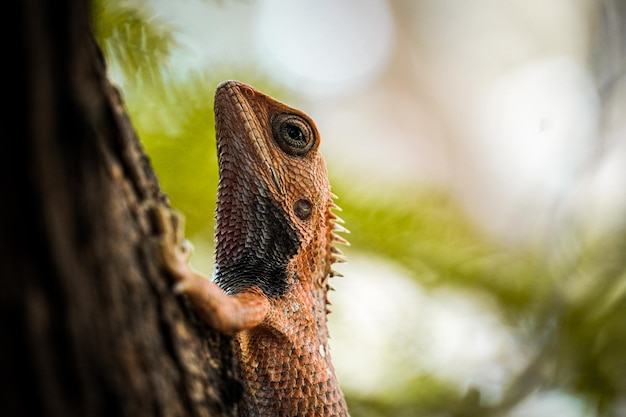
[161,80,350,416]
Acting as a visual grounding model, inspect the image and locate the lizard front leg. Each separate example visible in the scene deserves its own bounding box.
[155,205,268,336]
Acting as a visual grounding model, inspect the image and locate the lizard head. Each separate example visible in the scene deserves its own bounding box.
[213,80,344,297]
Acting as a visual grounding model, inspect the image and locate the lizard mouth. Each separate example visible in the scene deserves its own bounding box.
[215,80,281,191]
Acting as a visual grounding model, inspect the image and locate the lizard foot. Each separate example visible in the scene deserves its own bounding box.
[152,204,197,287]
[152,203,268,335]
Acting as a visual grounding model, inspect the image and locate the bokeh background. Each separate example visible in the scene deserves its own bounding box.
[94,1,626,416]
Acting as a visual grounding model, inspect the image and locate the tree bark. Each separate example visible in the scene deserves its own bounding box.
[2,1,239,416]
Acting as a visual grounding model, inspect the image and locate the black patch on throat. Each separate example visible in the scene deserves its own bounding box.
[214,191,300,297]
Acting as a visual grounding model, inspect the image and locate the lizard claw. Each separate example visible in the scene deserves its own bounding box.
[180,238,194,261]
[151,204,195,285]
[173,280,191,294]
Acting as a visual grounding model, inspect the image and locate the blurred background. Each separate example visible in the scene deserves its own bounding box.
[94,1,626,416]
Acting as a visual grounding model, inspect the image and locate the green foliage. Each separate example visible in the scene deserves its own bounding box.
[552,231,626,412]
[92,0,178,90]
[337,181,626,415]
[346,374,462,417]
[93,0,217,237]
[126,69,219,238]
[334,183,553,316]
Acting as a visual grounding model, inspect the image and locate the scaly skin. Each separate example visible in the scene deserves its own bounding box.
[163,80,349,416]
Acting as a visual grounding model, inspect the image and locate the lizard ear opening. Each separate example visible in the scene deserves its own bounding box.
[293,199,312,221]
[271,113,317,157]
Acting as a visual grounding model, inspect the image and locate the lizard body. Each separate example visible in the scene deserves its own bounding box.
[164,81,349,416]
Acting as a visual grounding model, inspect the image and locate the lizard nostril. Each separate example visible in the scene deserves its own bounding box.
[242,86,255,97]
[293,199,312,221]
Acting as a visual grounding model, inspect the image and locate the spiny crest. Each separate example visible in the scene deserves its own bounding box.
[329,195,349,263]
[323,192,350,314]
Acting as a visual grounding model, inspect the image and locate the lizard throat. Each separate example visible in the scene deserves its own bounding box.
[214,184,300,297]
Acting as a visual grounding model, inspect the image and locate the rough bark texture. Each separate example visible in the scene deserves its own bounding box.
[2,1,240,416]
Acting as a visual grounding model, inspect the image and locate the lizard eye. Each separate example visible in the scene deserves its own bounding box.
[272,113,316,157]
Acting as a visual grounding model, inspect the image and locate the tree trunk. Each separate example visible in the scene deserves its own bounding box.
[2,1,239,416]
